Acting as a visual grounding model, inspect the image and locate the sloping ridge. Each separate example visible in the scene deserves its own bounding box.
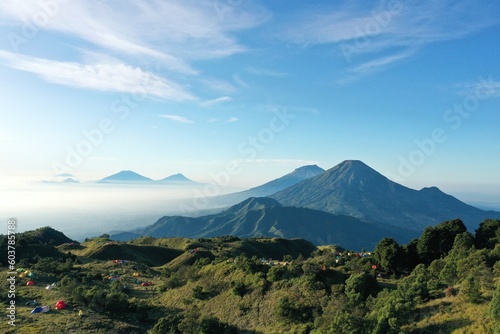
[111,197,415,249]
[158,173,200,184]
[22,226,76,245]
[83,243,183,266]
[271,160,500,231]
[216,165,325,205]
[98,170,153,183]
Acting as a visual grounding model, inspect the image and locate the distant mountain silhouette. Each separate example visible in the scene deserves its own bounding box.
[97,170,154,183]
[216,165,325,205]
[97,171,202,185]
[111,197,415,249]
[271,160,500,231]
[158,173,201,185]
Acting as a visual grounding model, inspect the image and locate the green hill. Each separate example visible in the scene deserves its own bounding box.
[112,197,415,249]
[0,227,76,266]
[1,221,498,333]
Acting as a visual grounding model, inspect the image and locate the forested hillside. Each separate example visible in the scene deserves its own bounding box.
[1,219,499,333]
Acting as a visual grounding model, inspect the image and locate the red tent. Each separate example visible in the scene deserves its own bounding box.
[55,300,67,310]
[26,280,35,286]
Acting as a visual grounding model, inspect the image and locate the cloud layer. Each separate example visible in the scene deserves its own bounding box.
[285,0,500,80]
[0,0,270,98]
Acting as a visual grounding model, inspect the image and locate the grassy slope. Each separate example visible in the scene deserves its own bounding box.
[2,233,498,333]
[404,281,499,334]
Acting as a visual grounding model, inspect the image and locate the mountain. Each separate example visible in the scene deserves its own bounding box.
[271,160,500,231]
[97,170,153,183]
[63,178,79,183]
[111,197,416,249]
[216,164,325,206]
[0,227,77,264]
[158,173,200,185]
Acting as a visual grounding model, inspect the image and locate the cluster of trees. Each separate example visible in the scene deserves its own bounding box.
[150,308,238,334]
[373,219,500,275]
[59,277,130,314]
[154,219,498,333]
[4,220,498,333]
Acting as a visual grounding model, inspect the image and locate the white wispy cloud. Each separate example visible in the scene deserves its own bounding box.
[225,117,239,123]
[199,96,233,108]
[0,0,270,71]
[0,50,195,101]
[199,78,238,94]
[159,114,194,124]
[232,74,248,88]
[285,0,500,81]
[0,0,269,97]
[456,76,500,98]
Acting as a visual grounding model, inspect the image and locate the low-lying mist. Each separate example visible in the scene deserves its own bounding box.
[1,183,233,240]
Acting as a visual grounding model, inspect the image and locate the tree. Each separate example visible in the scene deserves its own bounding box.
[267,266,287,282]
[418,219,467,264]
[397,264,430,303]
[475,219,500,249]
[199,316,227,334]
[372,295,414,334]
[491,284,500,323]
[345,272,378,305]
[327,310,365,334]
[178,306,201,334]
[401,239,420,273]
[231,281,246,297]
[149,312,182,334]
[276,296,314,323]
[437,219,467,253]
[450,232,474,256]
[192,285,206,300]
[460,275,482,304]
[373,238,401,274]
[439,232,475,286]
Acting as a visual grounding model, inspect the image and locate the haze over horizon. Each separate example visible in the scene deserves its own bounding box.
[1,0,500,234]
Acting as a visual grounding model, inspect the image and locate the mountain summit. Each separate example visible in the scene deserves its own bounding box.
[98,170,153,183]
[217,164,325,205]
[158,173,199,184]
[111,197,411,249]
[271,160,499,231]
[97,171,200,184]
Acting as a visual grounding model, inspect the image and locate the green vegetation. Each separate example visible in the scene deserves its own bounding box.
[1,219,499,333]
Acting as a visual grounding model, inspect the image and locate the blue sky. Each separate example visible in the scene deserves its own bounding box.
[1,0,500,197]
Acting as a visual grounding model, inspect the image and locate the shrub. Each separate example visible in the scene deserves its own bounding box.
[231,281,246,297]
[460,275,482,304]
[491,284,500,323]
[149,312,182,334]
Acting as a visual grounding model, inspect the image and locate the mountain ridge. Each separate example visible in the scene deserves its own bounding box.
[111,197,416,249]
[214,164,325,206]
[270,160,500,231]
[97,170,199,184]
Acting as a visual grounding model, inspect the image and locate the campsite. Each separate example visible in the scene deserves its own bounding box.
[1,222,499,333]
